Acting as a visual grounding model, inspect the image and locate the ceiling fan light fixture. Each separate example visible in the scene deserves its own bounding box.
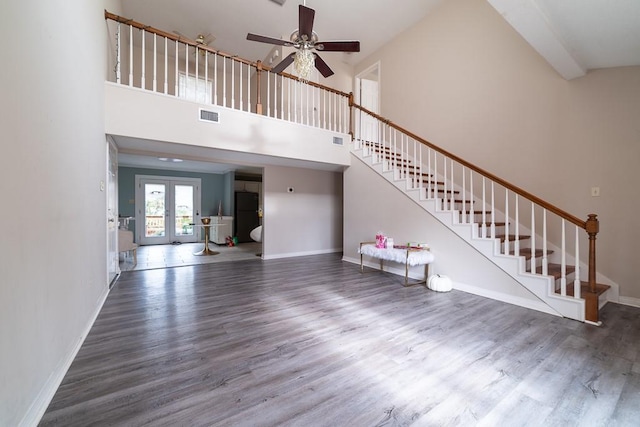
[294,49,315,81]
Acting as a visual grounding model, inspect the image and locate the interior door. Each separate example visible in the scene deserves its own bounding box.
[136,176,201,245]
[106,140,119,284]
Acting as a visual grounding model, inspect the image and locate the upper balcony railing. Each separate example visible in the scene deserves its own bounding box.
[105,11,351,135]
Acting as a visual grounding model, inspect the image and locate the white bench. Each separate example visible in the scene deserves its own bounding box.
[359,242,435,286]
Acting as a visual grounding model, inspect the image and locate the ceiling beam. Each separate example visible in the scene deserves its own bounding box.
[487,0,586,80]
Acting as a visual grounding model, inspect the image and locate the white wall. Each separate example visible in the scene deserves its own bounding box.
[263,165,343,258]
[0,1,122,425]
[343,156,552,313]
[105,84,351,168]
[353,0,640,301]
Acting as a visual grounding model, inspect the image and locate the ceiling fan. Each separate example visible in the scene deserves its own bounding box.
[174,31,215,56]
[246,4,360,78]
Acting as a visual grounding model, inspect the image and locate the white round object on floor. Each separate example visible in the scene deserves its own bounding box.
[427,274,452,292]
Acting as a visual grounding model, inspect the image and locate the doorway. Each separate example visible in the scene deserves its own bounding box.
[355,62,380,143]
[235,191,260,243]
[135,175,202,245]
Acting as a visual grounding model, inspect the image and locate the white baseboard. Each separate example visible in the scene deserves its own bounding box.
[263,248,342,260]
[343,256,560,317]
[21,286,111,427]
[452,281,561,317]
[618,296,640,308]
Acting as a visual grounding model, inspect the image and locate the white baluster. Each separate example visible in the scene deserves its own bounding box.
[239,62,243,111]
[560,219,567,296]
[185,40,188,96]
[231,60,235,109]
[287,78,291,121]
[163,37,168,94]
[574,225,581,299]
[153,34,157,92]
[491,182,495,238]
[129,25,133,86]
[213,53,218,105]
[223,57,227,107]
[272,71,276,116]
[514,195,520,256]
[204,53,209,104]
[413,139,418,188]
[141,29,146,88]
[322,90,326,128]
[482,177,487,238]
[443,157,448,210]
[449,160,454,212]
[530,203,536,273]
[116,23,121,84]
[195,45,199,101]
[427,148,432,199]
[542,210,548,276]
[294,81,298,123]
[433,153,438,204]
[174,41,178,96]
[504,190,510,254]
[469,170,474,225]
[419,142,423,194]
[462,168,466,224]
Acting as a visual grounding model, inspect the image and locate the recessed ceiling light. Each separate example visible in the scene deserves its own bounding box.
[158,157,168,161]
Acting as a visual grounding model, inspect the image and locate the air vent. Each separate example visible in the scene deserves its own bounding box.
[199,109,219,123]
[333,136,344,145]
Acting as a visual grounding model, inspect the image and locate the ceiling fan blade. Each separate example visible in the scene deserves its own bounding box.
[315,41,360,52]
[299,5,315,40]
[271,52,295,74]
[247,33,291,46]
[314,54,334,78]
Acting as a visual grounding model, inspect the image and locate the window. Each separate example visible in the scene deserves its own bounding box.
[178,72,212,104]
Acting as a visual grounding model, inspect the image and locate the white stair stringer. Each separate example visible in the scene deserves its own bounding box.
[353,148,586,322]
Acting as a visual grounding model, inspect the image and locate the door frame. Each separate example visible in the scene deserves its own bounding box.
[135,175,202,245]
[354,61,380,113]
[106,137,119,286]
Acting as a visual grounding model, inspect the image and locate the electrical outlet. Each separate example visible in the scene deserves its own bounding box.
[591,186,600,197]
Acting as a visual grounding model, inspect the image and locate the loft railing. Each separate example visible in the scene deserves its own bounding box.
[105,11,603,323]
[351,103,603,322]
[104,11,350,134]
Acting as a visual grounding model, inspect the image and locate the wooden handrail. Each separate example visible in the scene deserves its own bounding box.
[351,103,588,230]
[104,10,351,99]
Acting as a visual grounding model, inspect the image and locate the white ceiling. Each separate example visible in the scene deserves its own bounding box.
[116,0,640,172]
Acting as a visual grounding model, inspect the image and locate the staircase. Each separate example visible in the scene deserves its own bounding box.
[351,108,610,323]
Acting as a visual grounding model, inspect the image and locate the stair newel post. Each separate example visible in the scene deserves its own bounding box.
[255,61,263,115]
[586,214,599,294]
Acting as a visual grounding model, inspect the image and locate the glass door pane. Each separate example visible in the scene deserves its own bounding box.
[174,184,194,237]
[144,183,167,239]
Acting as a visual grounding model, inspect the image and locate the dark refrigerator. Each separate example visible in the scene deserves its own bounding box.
[234,192,260,243]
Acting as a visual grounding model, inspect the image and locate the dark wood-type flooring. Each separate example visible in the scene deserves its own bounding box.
[40,254,640,426]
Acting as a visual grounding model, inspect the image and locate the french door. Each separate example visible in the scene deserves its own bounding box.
[135,175,201,245]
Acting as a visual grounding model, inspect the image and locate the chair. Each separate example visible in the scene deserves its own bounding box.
[118,229,138,265]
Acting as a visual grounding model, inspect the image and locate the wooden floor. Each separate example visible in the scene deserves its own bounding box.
[41,254,640,426]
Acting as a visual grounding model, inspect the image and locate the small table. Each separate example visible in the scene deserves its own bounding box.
[192,224,220,256]
[359,242,434,286]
